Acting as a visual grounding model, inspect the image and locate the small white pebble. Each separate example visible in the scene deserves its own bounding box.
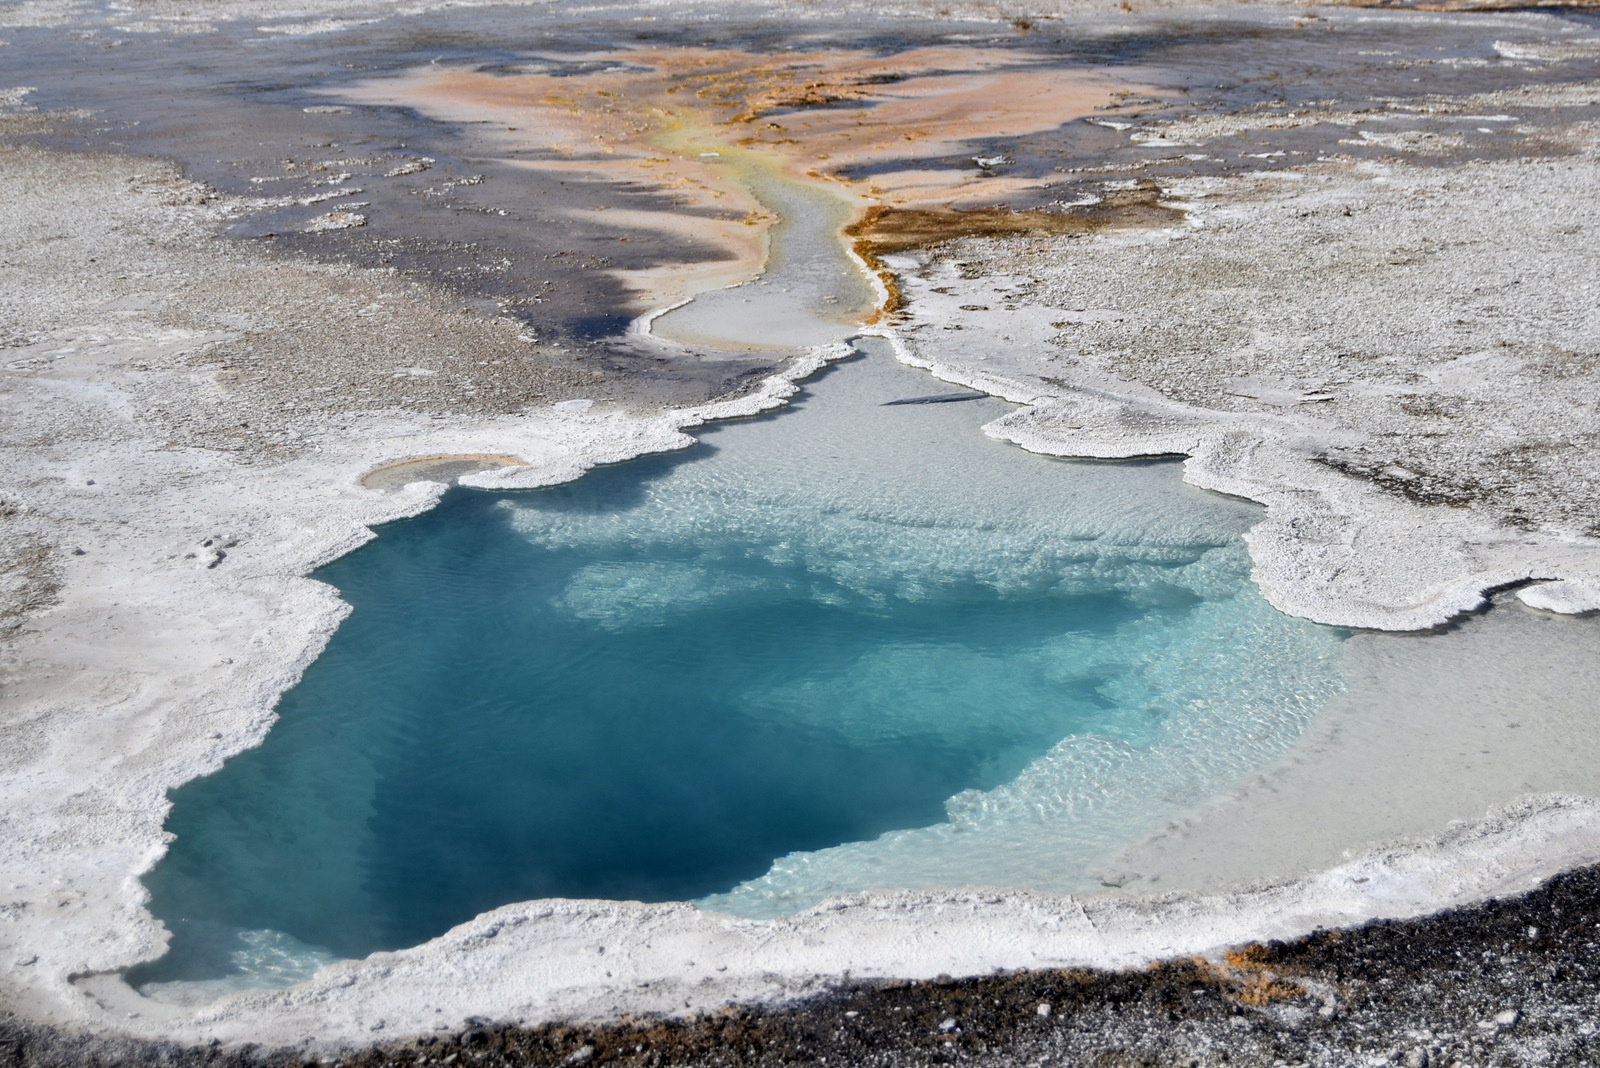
[1037,1002,1052,1017]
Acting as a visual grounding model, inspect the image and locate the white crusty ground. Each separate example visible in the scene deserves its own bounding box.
[0,131,847,1042]
[888,108,1600,629]
[4,2,1600,1053]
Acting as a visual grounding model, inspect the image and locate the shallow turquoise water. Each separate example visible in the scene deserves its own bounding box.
[135,343,1345,989]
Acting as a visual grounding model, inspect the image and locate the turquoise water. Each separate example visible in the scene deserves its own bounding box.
[134,342,1345,990]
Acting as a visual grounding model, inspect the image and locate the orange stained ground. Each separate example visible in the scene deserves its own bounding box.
[339,46,1151,311]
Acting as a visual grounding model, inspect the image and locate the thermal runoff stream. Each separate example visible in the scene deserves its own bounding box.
[135,341,1346,992]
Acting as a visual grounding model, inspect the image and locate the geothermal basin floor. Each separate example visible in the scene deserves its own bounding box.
[2,0,1600,1062]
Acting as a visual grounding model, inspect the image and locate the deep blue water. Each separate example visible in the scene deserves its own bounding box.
[134,345,1343,989]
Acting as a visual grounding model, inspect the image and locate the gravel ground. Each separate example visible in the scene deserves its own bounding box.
[5,862,1600,1067]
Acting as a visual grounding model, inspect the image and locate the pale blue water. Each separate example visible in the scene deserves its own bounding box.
[133,342,1346,991]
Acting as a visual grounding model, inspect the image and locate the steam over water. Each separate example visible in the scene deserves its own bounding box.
[135,343,1344,990]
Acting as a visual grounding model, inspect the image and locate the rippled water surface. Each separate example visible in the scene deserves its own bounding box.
[136,344,1345,989]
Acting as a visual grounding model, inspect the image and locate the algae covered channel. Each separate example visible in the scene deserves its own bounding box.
[3,0,1600,1062]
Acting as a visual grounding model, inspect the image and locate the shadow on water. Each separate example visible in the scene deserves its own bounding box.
[566,312,640,341]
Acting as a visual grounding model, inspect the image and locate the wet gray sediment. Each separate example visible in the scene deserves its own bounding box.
[8,2,1597,374]
[2,10,797,406]
[6,861,1600,1066]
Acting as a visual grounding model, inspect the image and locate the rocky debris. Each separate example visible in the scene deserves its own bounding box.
[0,527,61,630]
[185,534,238,569]
[384,159,434,178]
[302,210,366,232]
[6,861,1600,1066]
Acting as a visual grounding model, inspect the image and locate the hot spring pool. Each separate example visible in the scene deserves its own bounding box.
[134,341,1345,990]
